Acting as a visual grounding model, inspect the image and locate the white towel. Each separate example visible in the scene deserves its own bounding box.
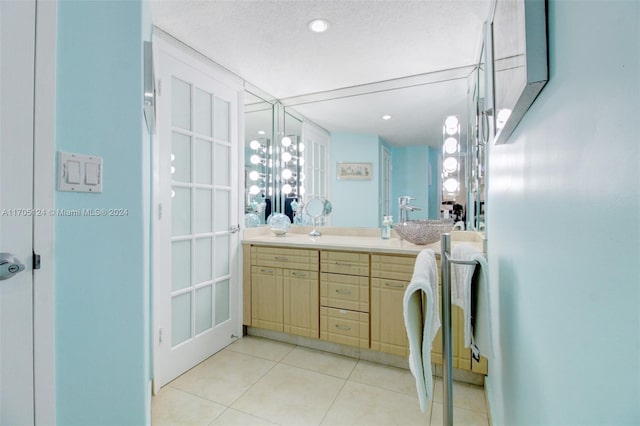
[451,243,494,359]
[403,249,440,412]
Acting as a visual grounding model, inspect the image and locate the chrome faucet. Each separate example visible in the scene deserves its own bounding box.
[399,196,421,222]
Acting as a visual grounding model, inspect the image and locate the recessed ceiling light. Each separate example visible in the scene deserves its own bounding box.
[381,115,392,120]
[257,130,265,135]
[308,19,330,33]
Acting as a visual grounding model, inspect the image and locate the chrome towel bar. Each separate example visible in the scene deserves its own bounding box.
[440,233,479,426]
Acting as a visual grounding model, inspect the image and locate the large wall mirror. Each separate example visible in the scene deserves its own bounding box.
[240,16,532,232]
[243,68,481,229]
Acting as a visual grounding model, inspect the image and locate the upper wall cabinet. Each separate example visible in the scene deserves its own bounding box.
[491,0,548,145]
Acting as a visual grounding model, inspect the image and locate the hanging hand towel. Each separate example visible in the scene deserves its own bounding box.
[451,243,494,359]
[403,249,440,412]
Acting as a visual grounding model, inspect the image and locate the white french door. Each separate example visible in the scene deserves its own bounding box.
[0,1,36,423]
[154,42,241,389]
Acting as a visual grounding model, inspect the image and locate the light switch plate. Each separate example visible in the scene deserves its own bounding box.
[58,151,103,193]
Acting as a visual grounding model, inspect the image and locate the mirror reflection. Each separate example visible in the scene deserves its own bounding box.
[244,46,490,232]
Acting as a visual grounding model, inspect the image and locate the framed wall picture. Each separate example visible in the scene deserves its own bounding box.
[336,162,373,180]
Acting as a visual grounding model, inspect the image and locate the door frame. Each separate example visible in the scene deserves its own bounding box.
[151,30,245,394]
[32,0,56,423]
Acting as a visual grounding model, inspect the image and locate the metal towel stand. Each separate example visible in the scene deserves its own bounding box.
[440,233,479,426]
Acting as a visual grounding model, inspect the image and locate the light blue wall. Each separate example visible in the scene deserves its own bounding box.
[330,133,380,227]
[485,1,640,424]
[55,1,149,424]
[390,145,431,221]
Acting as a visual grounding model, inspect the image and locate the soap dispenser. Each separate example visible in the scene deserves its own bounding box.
[381,215,392,239]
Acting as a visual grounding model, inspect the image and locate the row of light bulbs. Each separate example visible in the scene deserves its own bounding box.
[442,115,461,195]
[248,135,305,197]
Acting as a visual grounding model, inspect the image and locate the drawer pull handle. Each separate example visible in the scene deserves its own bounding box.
[385,282,404,289]
[291,272,307,278]
[274,256,289,261]
[335,324,351,331]
[335,289,352,295]
[334,261,354,267]
[260,268,275,274]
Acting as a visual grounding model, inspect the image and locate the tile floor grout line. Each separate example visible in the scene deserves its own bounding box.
[316,373,349,426]
[224,352,283,410]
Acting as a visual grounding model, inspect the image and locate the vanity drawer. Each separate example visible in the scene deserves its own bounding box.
[371,254,417,282]
[321,251,369,276]
[320,272,369,312]
[251,246,319,271]
[320,307,369,349]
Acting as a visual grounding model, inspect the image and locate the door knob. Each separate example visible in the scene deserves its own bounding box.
[0,253,25,280]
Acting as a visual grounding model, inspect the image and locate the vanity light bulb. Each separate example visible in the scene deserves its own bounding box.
[249,185,260,195]
[171,190,176,198]
[299,186,306,195]
[170,166,176,175]
[249,140,261,150]
[444,137,458,154]
[281,136,292,147]
[257,130,266,135]
[298,157,305,166]
[282,152,292,162]
[249,171,260,181]
[298,143,305,152]
[170,153,175,162]
[443,157,458,173]
[282,184,292,194]
[299,172,305,182]
[445,115,459,135]
[250,154,261,165]
[444,178,459,193]
[282,168,293,180]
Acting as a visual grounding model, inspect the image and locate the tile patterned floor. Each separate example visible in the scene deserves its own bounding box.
[152,336,489,426]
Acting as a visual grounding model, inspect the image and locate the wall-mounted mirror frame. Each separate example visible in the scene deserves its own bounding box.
[466,22,493,232]
[491,0,549,145]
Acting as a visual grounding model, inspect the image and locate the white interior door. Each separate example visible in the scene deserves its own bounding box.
[0,0,36,424]
[154,44,241,389]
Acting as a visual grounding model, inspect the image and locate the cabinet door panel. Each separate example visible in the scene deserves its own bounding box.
[250,266,283,331]
[370,278,409,356]
[283,269,319,338]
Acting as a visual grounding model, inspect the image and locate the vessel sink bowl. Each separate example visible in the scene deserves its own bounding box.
[393,220,454,245]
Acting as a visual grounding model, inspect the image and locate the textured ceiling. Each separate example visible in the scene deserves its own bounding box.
[151,0,491,146]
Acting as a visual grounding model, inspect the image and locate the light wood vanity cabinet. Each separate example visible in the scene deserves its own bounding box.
[244,243,487,375]
[319,251,369,348]
[249,246,319,338]
[370,253,485,373]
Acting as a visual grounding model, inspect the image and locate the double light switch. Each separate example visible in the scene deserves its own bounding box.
[58,151,103,193]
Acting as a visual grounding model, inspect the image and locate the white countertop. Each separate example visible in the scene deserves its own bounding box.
[242,226,485,256]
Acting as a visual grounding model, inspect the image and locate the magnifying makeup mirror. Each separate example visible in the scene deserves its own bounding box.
[305,198,325,237]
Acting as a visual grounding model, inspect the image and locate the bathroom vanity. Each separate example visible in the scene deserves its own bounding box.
[242,226,488,378]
